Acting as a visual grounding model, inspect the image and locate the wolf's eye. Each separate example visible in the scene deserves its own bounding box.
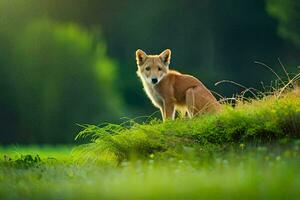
[158,67,162,71]
[145,66,151,71]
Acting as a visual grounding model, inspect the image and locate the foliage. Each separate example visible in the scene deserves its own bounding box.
[3,154,42,169]
[74,87,300,165]
[266,0,300,48]
[0,19,123,143]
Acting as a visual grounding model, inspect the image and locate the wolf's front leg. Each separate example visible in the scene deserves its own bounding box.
[159,107,165,121]
[163,100,175,121]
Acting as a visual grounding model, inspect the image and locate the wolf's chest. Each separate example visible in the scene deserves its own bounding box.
[143,84,163,108]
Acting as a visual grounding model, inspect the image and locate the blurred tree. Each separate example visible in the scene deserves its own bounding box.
[267,0,300,48]
[0,31,20,144]
[1,19,123,143]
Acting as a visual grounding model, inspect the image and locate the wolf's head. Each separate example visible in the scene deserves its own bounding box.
[136,49,171,85]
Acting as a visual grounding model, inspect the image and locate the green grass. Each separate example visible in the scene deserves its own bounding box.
[0,145,72,160]
[73,88,300,165]
[1,144,300,199]
[1,88,300,199]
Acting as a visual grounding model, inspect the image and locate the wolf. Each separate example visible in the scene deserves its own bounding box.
[136,49,220,121]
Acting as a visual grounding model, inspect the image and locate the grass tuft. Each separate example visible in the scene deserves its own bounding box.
[74,85,300,165]
[2,154,42,169]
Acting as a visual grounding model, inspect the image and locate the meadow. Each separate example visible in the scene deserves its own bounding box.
[1,1,299,199]
[1,85,300,200]
[1,144,300,200]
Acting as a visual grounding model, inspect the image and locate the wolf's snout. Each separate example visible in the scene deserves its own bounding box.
[151,78,158,84]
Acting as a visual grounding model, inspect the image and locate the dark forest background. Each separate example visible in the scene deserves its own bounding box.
[0,0,299,144]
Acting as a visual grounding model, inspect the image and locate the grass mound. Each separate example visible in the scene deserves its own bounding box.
[74,87,300,165]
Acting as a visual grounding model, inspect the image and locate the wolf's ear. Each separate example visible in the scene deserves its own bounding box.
[159,49,171,65]
[136,49,147,66]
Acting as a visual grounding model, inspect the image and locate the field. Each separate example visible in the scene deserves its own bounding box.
[1,88,300,200]
[1,144,300,200]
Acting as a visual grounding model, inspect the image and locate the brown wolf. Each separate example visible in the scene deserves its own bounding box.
[136,49,220,121]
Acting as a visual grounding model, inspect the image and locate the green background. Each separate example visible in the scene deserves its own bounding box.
[0,0,299,144]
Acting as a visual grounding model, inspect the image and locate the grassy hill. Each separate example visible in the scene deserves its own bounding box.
[73,87,300,165]
[1,86,300,200]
